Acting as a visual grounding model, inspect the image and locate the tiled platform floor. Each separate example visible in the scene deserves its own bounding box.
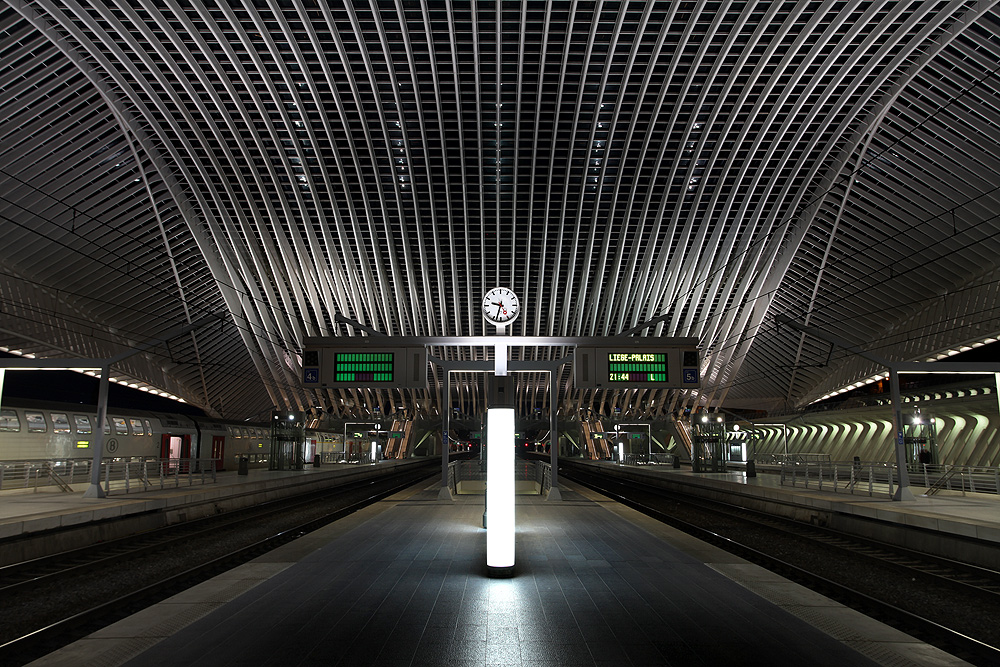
[30,481,969,667]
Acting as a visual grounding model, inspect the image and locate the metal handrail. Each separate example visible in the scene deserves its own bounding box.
[776,460,1000,498]
[537,461,552,495]
[780,460,897,498]
[756,452,832,464]
[448,459,551,495]
[918,463,1000,496]
[0,457,218,496]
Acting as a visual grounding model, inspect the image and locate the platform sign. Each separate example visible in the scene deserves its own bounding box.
[574,342,700,389]
[334,351,394,382]
[607,352,668,383]
[301,346,427,388]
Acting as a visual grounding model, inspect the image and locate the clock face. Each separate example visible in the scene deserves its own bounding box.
[482,287,520,326]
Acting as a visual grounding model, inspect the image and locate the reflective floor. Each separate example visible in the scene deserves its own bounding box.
[34,481,967,667]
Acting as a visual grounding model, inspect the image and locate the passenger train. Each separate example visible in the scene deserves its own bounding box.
[0,398,329,471]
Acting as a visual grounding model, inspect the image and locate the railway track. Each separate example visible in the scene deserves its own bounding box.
[561,464,1000,667]
[0,463,437,666]
[0,464,429,594]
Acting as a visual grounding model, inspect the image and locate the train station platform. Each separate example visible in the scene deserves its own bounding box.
[29,478,967,667]
[0,459,433,564]
[564,460,1000,568]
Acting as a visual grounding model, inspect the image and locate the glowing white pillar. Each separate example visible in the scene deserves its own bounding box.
[487,406,515,572]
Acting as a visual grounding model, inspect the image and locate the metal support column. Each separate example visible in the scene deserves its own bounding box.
[548,368,561,500]
[438,369,453,500]
[83,365,111,498]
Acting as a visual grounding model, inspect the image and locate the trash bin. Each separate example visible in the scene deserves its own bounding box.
[746,458,756,478]
[672,455,681,469]
[313,454,321,467]
[238,455,249,475]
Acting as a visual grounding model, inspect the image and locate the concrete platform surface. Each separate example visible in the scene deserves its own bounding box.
[580,461,1000,545]
[28,480,970,667]
[0,460,426,543]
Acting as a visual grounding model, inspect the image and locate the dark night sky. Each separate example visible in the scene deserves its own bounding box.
[0,354,207,415]
[4,342,999,417]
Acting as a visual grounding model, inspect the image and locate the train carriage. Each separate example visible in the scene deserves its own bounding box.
[2,398,356,483]
[0,399,266,469]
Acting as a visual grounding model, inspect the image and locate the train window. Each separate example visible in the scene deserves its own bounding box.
[0,410,20,432]
[103,419,110,435]
[130,419,145,435]
[51,413,71,433]
[75,415,92,434]
[112,417,128,435]
[26,412,47,433]
[144,419,153,435]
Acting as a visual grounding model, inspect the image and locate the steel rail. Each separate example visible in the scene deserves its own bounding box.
[562,466,1000,667]
[0,467,437,666]
[0,463,436,595]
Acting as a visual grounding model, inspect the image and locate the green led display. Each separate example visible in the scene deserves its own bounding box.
[333,352,395,382]
[607,352,668,383]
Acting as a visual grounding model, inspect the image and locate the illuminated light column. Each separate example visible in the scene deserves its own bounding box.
[486,405,515,574]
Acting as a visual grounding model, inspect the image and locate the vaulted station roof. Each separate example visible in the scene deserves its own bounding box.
[2,1,999,422]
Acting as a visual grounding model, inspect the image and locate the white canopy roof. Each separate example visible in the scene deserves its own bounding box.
[1,1,999,421]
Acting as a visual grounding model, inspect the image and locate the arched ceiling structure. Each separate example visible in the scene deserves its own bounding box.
[1,0,999,422]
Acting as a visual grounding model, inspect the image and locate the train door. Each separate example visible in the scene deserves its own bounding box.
[160,434,191,473]
[161,434,179,459]
[211,435,226,471]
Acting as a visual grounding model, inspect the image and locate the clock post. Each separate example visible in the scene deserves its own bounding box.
[482,286,518,374]
[481,288,520,575]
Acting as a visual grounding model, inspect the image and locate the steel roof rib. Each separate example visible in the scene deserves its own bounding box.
[3,1,1000,421]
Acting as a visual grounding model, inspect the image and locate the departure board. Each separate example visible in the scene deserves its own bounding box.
[573,341,700,389]
[302,344,427,388]
[607,352,668,383]
[334,352,394,382]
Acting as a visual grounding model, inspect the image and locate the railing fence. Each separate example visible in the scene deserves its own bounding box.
[0,457,217,496]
